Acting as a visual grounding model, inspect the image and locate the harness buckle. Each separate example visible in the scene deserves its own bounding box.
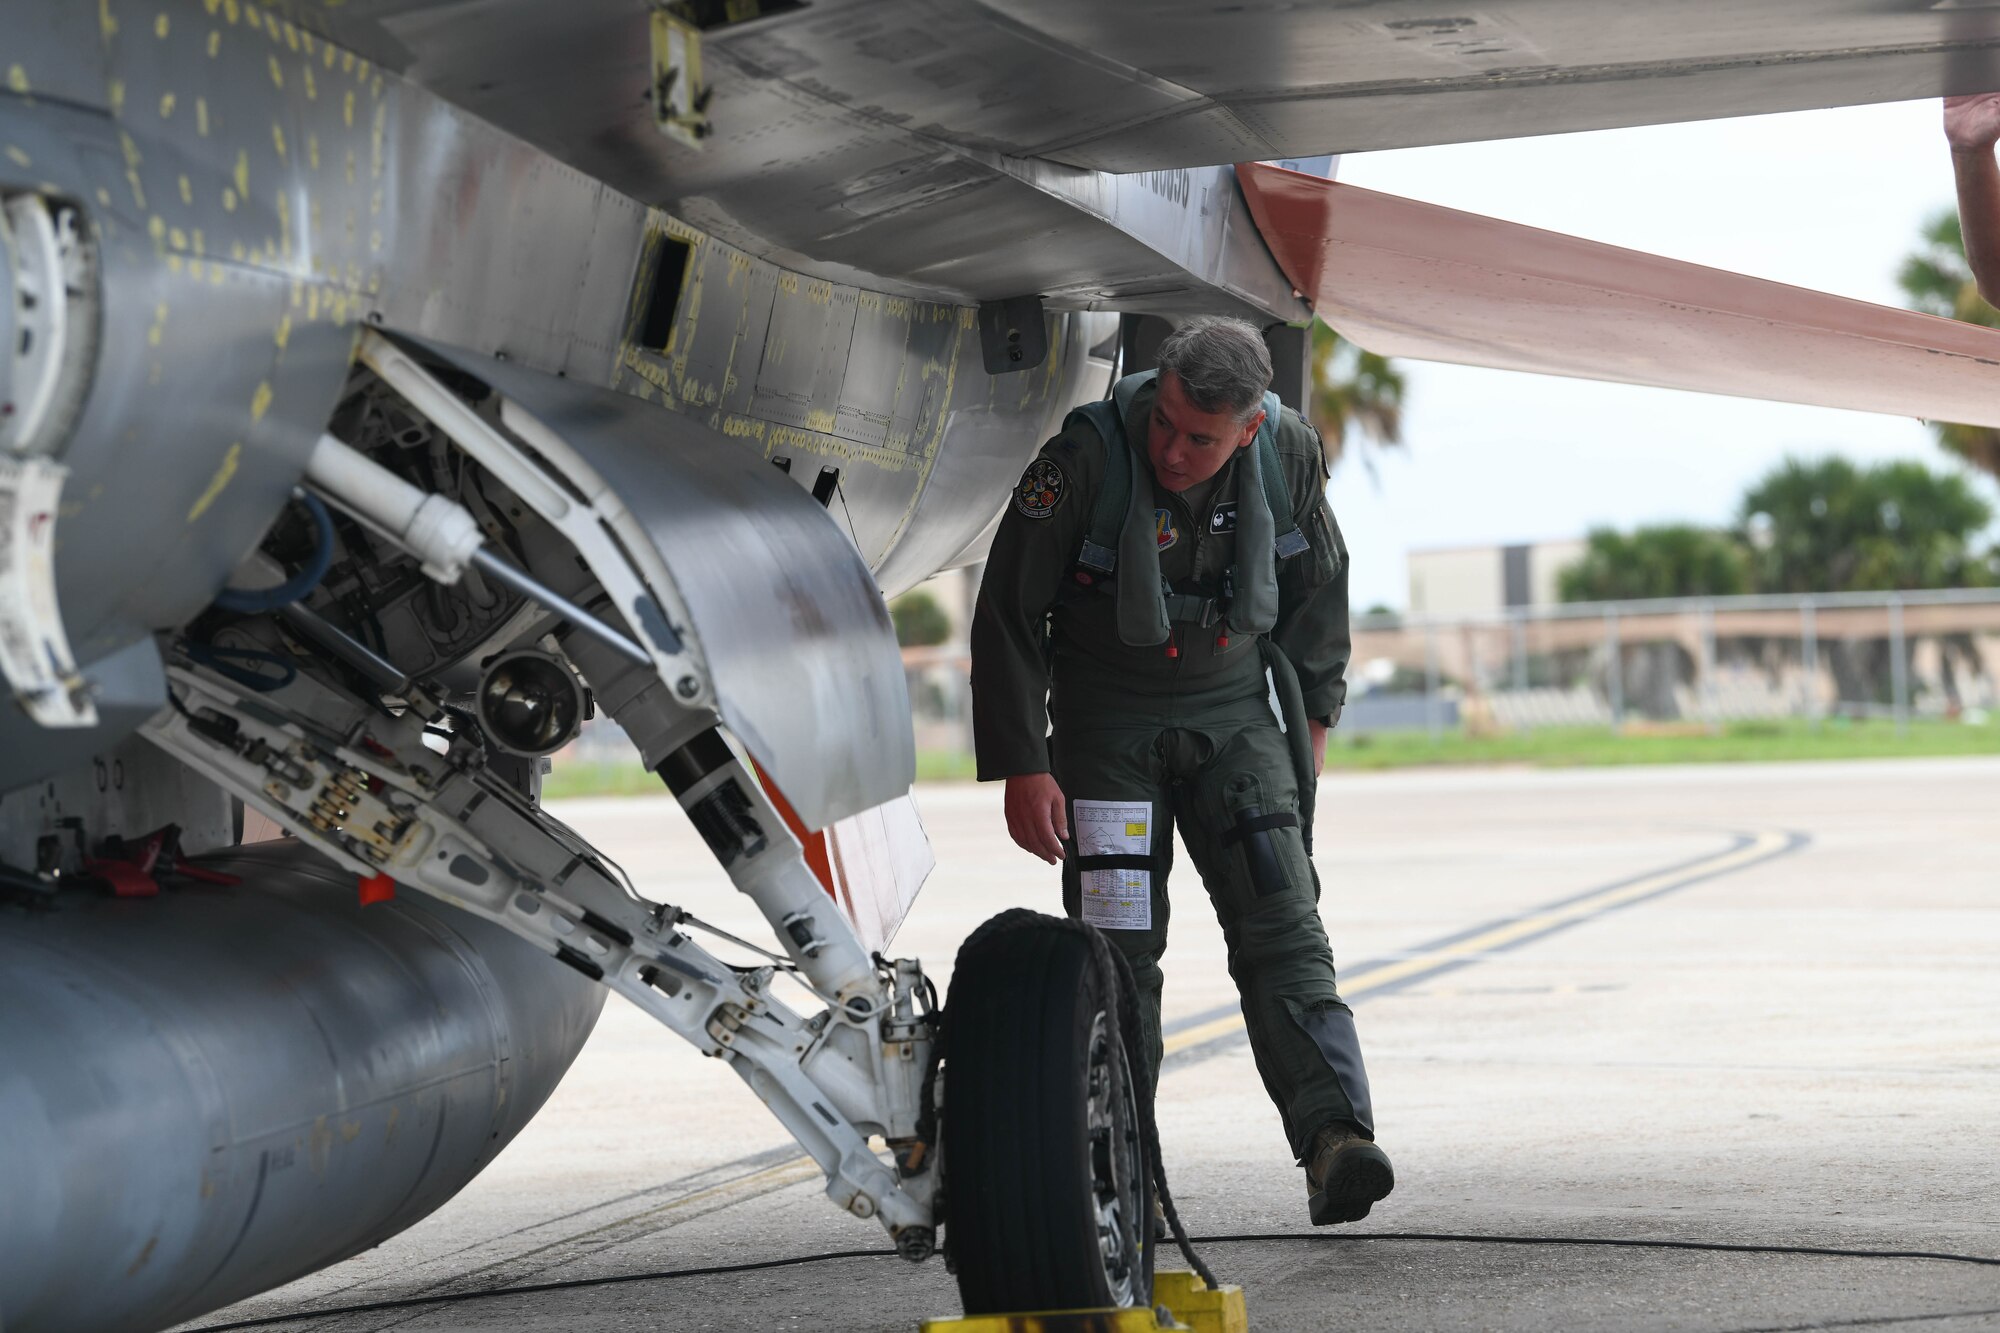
[1077,540,1117,574]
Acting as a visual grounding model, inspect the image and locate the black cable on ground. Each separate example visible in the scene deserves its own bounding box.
[185,1249,895,1331]
[183,1230,2000,1331]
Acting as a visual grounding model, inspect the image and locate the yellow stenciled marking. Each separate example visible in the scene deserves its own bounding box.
[6,66,28,96]
[233,148,249,198]
[178,174,192,205]
[196,96,209,136]
[222,186,236,211]
[303,65,315,100]
[369,101,386,178]
[207,29,221,56]
[268,54,283,89]
[306,133,318,170]
[1159,831,1792,1059]
[187,442,242,522]
[249,381,273,421]
[4,145,28,169]
[271,122,286,160]
[154,11,169,37]
[100,0,119,39]
[108,79,126,114]
[274,314,291,350]
[159,91,176,118]
[146,303,168,347]
[342,89,353,127]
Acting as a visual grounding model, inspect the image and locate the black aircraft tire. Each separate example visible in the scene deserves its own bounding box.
[943,913,1153,1315]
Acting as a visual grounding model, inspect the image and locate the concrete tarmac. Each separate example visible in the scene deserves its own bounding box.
[178,757,2000,1332]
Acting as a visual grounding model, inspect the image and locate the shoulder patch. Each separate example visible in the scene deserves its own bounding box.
[1154,508,1178,551]
[1209,502,1237,535]
[1013,458,1067,520]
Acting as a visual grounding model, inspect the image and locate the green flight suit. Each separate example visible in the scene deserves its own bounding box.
[969,377,1376,1158]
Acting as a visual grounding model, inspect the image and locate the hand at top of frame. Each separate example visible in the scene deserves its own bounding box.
[1945,93,2000,154]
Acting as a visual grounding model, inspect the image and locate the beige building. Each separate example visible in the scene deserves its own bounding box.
[1407,539,1586,616]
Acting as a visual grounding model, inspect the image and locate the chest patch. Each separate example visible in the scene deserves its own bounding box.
[1154,508,1178,551]
[1209,503,1237,535]
[1013,458,1067,520]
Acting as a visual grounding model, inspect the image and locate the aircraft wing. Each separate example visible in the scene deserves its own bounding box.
[372,0,2000,178]
[347,0,2000,311]
[1237,162,2000,431]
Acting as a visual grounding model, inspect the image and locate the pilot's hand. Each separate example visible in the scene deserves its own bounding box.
[1945,93,2000,153]
[1004,772,1069,864]
[1309,719,1328,779]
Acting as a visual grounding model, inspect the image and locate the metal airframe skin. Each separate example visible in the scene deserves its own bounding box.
[0,0,1119,793]
[0,840,605,1333]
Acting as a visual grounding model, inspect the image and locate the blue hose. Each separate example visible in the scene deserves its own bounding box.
[212,492,335,614]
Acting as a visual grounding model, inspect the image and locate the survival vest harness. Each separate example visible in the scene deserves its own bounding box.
[1064,370,1308,648]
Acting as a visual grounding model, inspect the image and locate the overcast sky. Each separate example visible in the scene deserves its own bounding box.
[1325,97,1979,613]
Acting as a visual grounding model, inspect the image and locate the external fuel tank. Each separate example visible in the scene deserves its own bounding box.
[0,839,606,1333]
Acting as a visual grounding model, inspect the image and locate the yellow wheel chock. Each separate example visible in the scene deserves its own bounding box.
[921,1272,1248,1333]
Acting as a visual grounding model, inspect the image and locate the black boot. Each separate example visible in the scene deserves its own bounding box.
[1304,1121,1394,1225]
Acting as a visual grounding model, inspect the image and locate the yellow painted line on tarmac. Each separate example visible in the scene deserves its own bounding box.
[548,832,1792,1231]
[1160,830,1791,1059]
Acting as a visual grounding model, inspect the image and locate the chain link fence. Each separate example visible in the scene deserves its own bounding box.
[1346,588,2000,738]
[896,588,2000,750]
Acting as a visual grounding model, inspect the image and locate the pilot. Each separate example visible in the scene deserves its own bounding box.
[968,316,1392,1226]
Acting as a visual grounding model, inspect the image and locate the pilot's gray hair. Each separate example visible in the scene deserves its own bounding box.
[1155,316,1273,422]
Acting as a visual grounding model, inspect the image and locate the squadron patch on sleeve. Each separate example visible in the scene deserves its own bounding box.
[1013,458,1067,520]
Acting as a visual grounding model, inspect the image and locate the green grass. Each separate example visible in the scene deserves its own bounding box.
[540,761,670,801]
[540,717,2000,799]
[1322,715,2000,771]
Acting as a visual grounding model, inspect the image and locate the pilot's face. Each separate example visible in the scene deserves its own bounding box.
[1147,371,1262,492]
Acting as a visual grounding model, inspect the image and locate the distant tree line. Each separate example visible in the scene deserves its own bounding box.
[1559,456,1997,603]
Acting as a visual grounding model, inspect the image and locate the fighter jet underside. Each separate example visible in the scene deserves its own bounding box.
[9,2,2000,1329]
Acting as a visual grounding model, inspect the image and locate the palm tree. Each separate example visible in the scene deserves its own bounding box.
[1557,524,1753,603]
[1898,209,2000,476]
[1308,319,1405,471]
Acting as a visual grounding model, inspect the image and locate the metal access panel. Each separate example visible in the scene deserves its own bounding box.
[751,276,862,432]
[412,338,914,829]
[834,294,958,455]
